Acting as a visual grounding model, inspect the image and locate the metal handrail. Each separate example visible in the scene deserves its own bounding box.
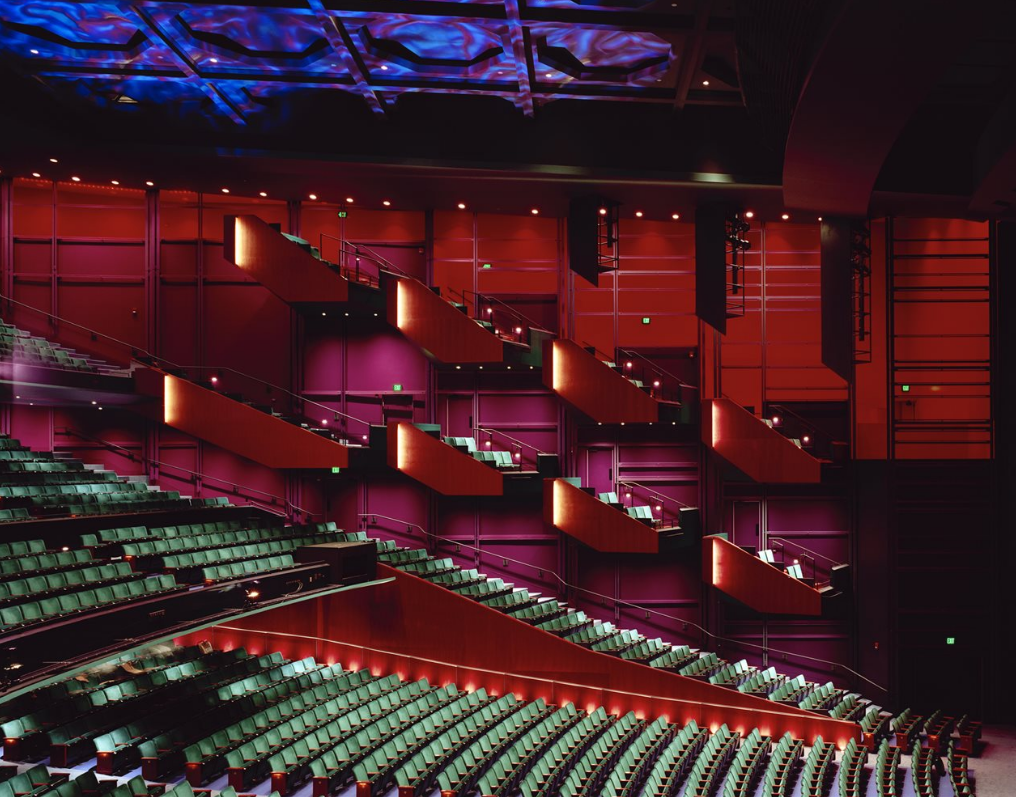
[617,347,697,391]
[473,427,546,456]
[767,535,845,568]
[445,288,544,335]
[0,295,374,433]
[616,479,693,509]
[357,513,887,695]
[56,427,317,519]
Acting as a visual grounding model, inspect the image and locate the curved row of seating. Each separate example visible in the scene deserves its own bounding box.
[0,642,969,797]
[0,318,114,373]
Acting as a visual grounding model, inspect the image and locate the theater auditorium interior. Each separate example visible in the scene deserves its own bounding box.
[1,0,1016,796]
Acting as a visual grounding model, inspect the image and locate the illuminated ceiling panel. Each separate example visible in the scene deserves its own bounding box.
[0,0,740,122]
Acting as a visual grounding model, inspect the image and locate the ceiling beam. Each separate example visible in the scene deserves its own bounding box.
[673,0,711,110]
[306,0,385,115]
[119,3,248,124]
[504,0,535,117]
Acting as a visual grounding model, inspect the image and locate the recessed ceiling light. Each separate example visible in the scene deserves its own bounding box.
[744,210,754,219]
[221,188,229,194]
[545,73,553,78]
[71,176,81,182]
[457,202,466,210]
[30,49,39,55]
[781,213,790,220]
[309,193,317,200]
[702,80,710,86]
[635,211,644,218]
[671,212,680,220]
[259,191,267,197]
[382,200,391,207]
[49,158,58,163]
[599,207,607,215]
[111,180,119,185]
[31,172,40,178]
[209,58,218,64]
[380,65,388,71]
[345,197,354,204]
[531,208,539,215]
[817,216,823,221]
[145,181,154,187]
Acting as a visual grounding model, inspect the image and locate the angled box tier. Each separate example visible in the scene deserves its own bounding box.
[137,370,351,470]
[703,535,824,616]
[223,215,379,309]
[543,339,682,424]
[386,422,503,496]
[385,276,529,365]
[544,478,697,554]
[702,398,823,483]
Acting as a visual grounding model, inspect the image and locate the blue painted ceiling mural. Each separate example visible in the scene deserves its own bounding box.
[0,0,742,124]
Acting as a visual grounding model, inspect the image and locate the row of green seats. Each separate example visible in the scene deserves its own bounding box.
[679,651,722,678]
[432,699,558,796]
[591,628,644,655]
[183,665,367,783]
[49,652,289,767]
[223,675,429,789]
[799,736,834,797]
[0,538,47,558]
[642,721,708,797]
[80,526,149,546]
[646,645,699,671]
[0,481,150,497]
[737,666,782,695]
[798,681,844,711]
[202,554,296,583]
[389,694,528,796]
[345,689,504,797]
[556,711,643,797]
[838,737,867,797]
[473,703,589,797]
[0,435,23,449]
[0,561,133,602]
[96,656,329,777]
[722,728,770,797]
[161,532,341,572]
[601,715,674,797]
[377,547,429,566]
[0,574,176,632]
[768,674,808,703]
[910,739,938,797]
[683,724,738,797]
[0,461,86,473]
[0,766,65,797]
[760,732,802,797]
[517,707,612,797]
[569,620,622,647]
[0,508,31,521]
[0,649,253,751]
[124,524,322,557]
[946,739,974,797]
[708,659,752,687]
[269,683,466,794]
[875,738,901,797]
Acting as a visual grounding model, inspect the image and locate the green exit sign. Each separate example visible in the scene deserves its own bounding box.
[902,384,910,392]
[337,211,348,218]
[946,636,956,645]
[331,466,341,474]
[642,317,651,325]
[393,384,403,392]
[482,263,492,269]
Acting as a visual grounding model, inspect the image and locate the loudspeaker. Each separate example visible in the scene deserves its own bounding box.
[568,196,603,285]
[695,203,728,334]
